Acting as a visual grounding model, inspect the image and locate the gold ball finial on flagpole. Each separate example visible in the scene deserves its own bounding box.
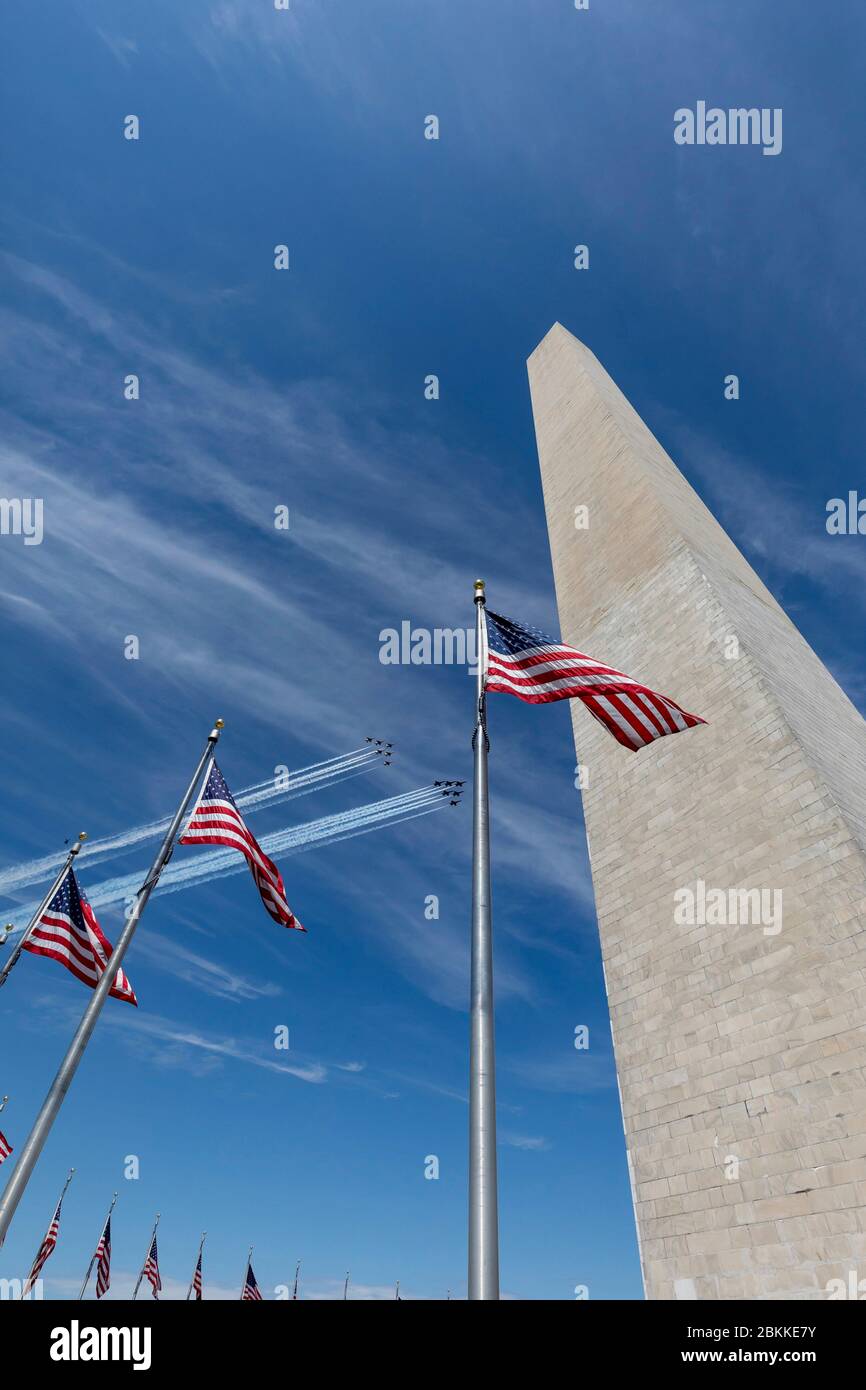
[78,832,88,841]
[474,578,486,604]
[215,718,225,729]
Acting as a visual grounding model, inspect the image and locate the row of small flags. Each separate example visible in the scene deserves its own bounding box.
[0,758,303,1008]
[10,1172,303,1301]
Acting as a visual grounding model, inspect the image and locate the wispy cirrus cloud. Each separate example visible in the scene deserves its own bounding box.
[132,932,282,1002]
[500,1131,551,1151]
[92,26,138,68]
[100,1007,328,1084]
[665,416,866,607]
[505,1050,616,1096]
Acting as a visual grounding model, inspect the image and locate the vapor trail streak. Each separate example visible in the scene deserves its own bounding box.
[0,746,382,896]
[3,787,453,928]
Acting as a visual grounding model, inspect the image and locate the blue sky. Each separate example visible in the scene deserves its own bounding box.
[0,1,863,1299]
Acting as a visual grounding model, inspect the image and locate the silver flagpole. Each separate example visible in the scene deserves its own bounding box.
[0,1097,7,1114]
[240,1246,253,1300]
[21,1166,74,1298]
[468,578,499,1300]
[343,1270,349,1300]
[0,721,224,1248]
[292,1258,300,1300]
[186,1231,206,1300]
[78,1190,117,1300]
[0,833,88,987]
[133,1212,160,1301]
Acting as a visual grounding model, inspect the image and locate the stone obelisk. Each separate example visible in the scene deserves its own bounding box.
[528,324,866,1300]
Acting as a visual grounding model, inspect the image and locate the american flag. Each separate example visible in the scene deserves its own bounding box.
[242,1260,263,1301]
[144,1234,162,1299]
[95,1215,112,1299]
[23,1197,64,1296]
[0,1130,11,1164]
[484,609,706,752]
[192,1251,203,1300]
[22,868,137,1004]
[180,760,304,930]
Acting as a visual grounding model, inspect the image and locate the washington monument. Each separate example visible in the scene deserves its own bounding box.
[529,324,866,1300]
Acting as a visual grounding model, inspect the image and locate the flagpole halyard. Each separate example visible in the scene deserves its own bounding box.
[468,579,499,1300]
[0,722,224,1249]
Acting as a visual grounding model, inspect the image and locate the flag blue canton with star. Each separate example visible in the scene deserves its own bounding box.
[23,867,137,1003]
[485,610,556,657]
[180,759,303,930]
[484,608,706,750]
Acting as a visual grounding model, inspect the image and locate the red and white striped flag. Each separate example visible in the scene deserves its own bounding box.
[22,868,137,1004]
[95,1215,112,1299]
[0,1131,12,1165]
[192,1251,203,1300]
[143,1233,162,1299]
[242,1259,263,1300]
[484,609,706,752]
[23,1197,64,1296]
[181,760,304,930]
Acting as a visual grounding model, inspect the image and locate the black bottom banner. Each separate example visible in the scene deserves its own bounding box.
[14,1295,860,1376]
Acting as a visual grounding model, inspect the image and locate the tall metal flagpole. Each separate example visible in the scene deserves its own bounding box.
[133,1213,160,1301]
[292,1259,300,1300]
[469,578,499,1300]
[186,1231,206,1300]
[0,833,88,987]
[0,721,224,1248]
[78,1190,117,1299]
[343,1270,350,1300]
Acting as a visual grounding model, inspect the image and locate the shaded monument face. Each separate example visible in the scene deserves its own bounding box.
[529,324,866,1301]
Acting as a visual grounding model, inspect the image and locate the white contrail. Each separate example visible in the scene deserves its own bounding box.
[3,786,456,929]
[0,745,384,897]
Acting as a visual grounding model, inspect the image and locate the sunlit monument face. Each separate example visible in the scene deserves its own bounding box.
[529,323,866,1301]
